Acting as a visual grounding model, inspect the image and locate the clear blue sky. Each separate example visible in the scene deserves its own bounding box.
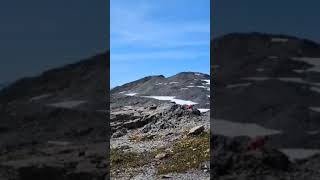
[0,0,107,85]
[111,0,210,87]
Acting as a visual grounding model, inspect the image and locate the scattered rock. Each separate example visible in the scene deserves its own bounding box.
[112,128,127,138]
[192,108,201,116]
[161,175,173,179]
[155,153,168,160]
[141,124,152,133]
[188,125,205,136]
[149,105,157,110]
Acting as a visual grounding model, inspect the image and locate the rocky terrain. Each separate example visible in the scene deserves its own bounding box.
[110,72,211,179]
[211,32,320,179]
[211,135,320,180]
[3,32,320,180]
[0,52,109,180]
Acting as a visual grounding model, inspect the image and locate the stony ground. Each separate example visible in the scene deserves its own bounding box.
[110,103,210,179]
[0,142,108,180]
[211,135,320,180]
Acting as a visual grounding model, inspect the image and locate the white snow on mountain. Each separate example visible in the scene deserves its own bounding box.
[198,108,210,113]
[47,100,86,109]
[271,38,288,42]
[169,82,179,84]
[280,149,320,161]
[30,94,51,102]
[202,80,210,85]
[291,57,320,72]
[213,119,282,138]
[309,107,320,113]
[310,87,320,93]
[141,96,198,105]
[125,93,138,96]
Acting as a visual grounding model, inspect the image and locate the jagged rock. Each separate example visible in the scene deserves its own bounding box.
[188,125,205,136]
[192,108,201,116]
[141,124,152,133]
[149,105,157,110]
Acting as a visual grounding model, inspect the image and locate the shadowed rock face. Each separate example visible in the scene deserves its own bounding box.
[212,33,320,149]
[0,52,109,180]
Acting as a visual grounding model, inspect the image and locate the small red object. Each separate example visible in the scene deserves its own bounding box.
[247,136,267,151]
[186,105,193,109]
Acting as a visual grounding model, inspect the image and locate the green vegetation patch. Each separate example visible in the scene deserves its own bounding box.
[156,132,210,174]
[110,148,154,171]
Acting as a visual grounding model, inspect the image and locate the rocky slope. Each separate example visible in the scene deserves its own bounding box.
[110,103,210,179]
[212,32,320,179]
[0,52,109,180]
[213,32,320,148]
[110,73,210,179]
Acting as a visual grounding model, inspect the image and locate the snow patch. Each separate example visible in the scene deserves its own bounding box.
[198,109,210,113]
[142,96,198,105]
[310,87,320,93]
[280,149,320,161]
[309,107,320,113]
[30,94,51,102]
[213,119,282,138]
[202,80,210,85]
[291,57,320,72]
[47,100,86,109]
[125,93,138,96]
[169,82,179,84]
[271,38,288,42]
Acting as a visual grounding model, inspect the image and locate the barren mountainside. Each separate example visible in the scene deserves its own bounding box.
[0,52,109,180]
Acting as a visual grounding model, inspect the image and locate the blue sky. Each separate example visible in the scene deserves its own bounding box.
[0,0,107,85]
[111,0,210,87]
